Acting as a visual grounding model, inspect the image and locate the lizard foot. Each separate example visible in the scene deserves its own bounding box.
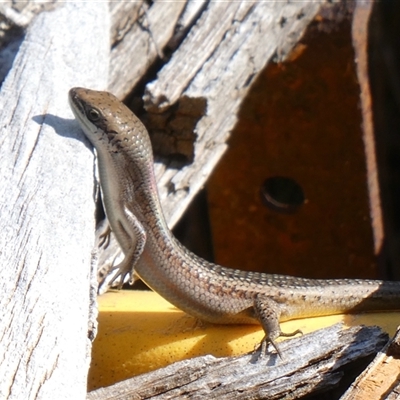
[108,256,134,289]
[97,220,112,249]
[255,328,303,360]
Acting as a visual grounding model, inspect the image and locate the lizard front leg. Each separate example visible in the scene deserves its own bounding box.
[108,208,147,288]
[97,219,112,249]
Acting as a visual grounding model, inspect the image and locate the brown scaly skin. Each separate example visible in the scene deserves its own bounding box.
[69,87,400,357]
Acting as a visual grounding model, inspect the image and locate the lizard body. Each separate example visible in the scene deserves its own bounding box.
[69,87,400,355]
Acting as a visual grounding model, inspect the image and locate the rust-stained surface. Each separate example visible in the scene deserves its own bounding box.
[368,2,400,279]
[207,20,378,279]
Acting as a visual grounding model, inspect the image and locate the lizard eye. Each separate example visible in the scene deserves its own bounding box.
[87,108,101,122]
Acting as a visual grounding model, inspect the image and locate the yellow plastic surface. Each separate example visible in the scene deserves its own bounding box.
[88,290,400,391]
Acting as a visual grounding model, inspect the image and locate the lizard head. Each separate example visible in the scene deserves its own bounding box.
[69,87,152,162]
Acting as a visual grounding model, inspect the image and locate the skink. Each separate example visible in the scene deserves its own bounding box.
[69,87,400,356]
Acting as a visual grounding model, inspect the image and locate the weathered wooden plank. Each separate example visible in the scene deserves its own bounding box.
[0,1,58,82]
[0,3,109,399]
[109,1,143,45]
[109,1,187,98]
[0,1,58,29]
[87,325,388,399]
[144,0,326,227]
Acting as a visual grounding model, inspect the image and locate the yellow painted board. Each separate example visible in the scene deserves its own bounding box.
[88,290,400,391]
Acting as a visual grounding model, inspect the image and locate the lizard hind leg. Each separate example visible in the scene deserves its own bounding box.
[253,295,302,359]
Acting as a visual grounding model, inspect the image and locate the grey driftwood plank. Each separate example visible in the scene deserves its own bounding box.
[0,3,109,399]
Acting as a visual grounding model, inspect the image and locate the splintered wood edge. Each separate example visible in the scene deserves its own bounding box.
[87,324,388,400]
[341,326,400,399]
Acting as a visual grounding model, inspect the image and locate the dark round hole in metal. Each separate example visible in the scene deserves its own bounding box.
[260,176,305,214]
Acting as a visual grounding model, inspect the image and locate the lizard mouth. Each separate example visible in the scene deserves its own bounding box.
[68,87,86,116]
[68,87,102,147]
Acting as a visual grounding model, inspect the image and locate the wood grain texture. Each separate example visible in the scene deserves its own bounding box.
[109,1,187,99]
[87,324,388,400]
[143,1,326,228]
[341,326,400,399]
[0,3,109,398]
